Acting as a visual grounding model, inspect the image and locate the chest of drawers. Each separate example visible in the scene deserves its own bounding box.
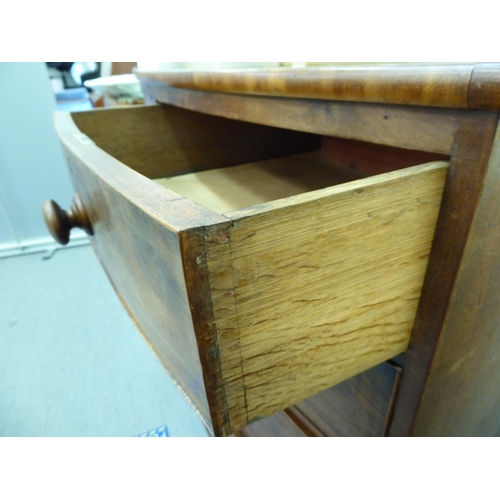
[45,64,500,436]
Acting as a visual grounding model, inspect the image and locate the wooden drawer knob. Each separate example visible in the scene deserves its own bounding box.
[42,193,93,245]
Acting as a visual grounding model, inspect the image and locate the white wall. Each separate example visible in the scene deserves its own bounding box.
[0,63,79,255]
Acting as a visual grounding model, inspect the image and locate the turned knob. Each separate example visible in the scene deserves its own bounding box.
[42,193,93,245]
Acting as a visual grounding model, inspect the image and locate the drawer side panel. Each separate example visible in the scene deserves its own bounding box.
[214,161,447,424]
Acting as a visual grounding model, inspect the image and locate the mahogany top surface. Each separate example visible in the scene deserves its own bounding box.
[136,63,500,110]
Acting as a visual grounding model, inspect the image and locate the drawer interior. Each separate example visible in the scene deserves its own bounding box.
[71,104,448,215]
[68,104,450,435]
[153,150,365,213]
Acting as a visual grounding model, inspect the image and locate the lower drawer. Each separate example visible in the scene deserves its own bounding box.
[52,104,447,436]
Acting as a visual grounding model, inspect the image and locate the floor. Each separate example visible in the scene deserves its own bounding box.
[0,244,208,437]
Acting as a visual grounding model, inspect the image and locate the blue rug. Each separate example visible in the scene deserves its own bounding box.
[137,425,169,437]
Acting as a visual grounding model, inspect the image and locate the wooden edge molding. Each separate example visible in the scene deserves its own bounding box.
[137,63,500,111]
[469,63,500,110]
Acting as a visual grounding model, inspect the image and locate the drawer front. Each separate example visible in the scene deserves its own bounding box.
[54,106,448,437]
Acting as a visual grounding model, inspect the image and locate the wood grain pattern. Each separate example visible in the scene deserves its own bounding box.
[140,84,460,155]
[71,104,320,180]
[55,110,385,436]
[137,63,500,111]
[389,112,500,436]
[154,150,365,213]
[207,161,448,428]
[137,64,484,109]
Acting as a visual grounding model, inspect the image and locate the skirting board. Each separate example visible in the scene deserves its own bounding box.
[0,232,90,259]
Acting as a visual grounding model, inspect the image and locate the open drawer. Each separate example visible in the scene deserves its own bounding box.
[52,104,448,436]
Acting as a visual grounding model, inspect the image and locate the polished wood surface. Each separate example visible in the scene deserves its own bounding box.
[206,161,447,430]
[42,193,93,245]
[141,84,462,155]
[137,63,500,110]
[469,64,500,110]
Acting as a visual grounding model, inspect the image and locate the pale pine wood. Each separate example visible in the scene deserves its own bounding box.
[153,151,365,214]
[205,161,448,428]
